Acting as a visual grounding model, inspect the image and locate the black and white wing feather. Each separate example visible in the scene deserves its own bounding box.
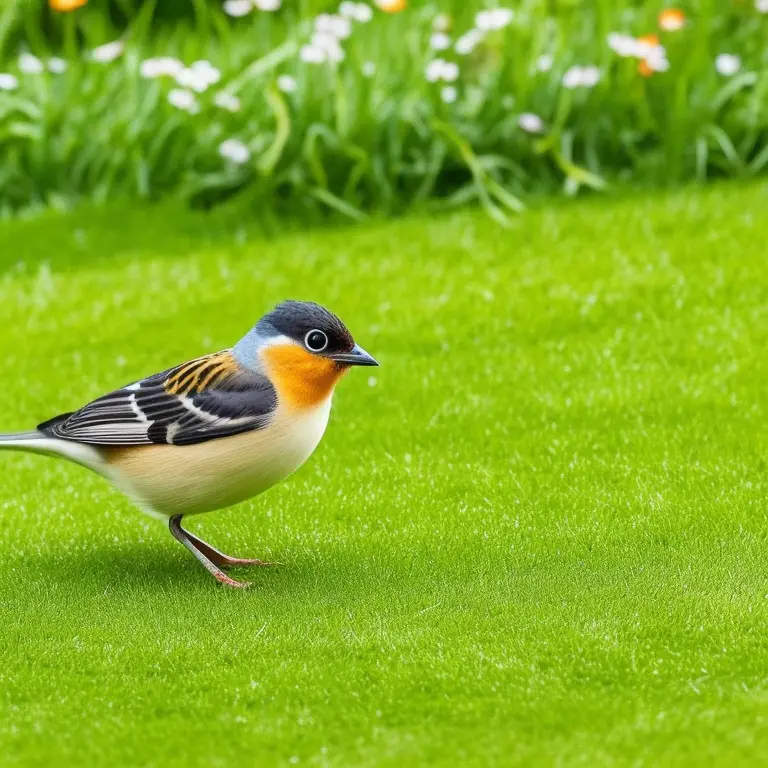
[39,351,277,447]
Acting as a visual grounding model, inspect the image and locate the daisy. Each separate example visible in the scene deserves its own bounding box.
[223,0,252,16]
[19,53,44,74]
[535,54,553,72]
[0,73,19,90]
[47,57,68,74]
[608,32,642,58]
[277,74,297,93]
[315,14,352,40]
[440,85,457,103]
[518,113,545,134]
[475,8,513,31]
[168,88,198,112]
[715,54,741,76]
[92,41,124,63]
[140,57,184,79]
[455,29,484,55]
[219,138,251,164]
[425,58,459,83]
[300,44,326,64]
[214,91,241,112]
[433,13,450,32]
[430,32,451,51]
[562,65,600,89]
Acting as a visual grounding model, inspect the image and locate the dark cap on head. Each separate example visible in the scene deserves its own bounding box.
[258,300,355,354]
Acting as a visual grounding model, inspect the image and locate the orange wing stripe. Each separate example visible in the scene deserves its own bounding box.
[164,352,238,396]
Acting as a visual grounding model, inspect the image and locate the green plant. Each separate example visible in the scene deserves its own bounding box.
[0,0,766,222]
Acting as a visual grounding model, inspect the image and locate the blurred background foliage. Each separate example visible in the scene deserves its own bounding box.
[0,0,765,223]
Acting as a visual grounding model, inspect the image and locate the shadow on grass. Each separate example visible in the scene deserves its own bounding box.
[6,536,460,605]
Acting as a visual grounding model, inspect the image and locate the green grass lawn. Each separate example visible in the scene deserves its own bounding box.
[0,183,767,766]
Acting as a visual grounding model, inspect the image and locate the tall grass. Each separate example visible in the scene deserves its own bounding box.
[0,0,766,222]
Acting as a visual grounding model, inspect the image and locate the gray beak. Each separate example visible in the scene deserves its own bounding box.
[331,344,379,367]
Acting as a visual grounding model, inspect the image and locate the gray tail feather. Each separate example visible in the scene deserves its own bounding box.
[0,431,48,453]
[0,431,44,444]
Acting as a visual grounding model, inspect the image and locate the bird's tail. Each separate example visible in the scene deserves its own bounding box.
[0,431,49,453]
[0,430,104,472]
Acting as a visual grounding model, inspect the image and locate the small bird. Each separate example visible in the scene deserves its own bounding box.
[0,301,377,588]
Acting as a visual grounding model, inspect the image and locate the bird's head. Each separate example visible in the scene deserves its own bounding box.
[234,300,378,409]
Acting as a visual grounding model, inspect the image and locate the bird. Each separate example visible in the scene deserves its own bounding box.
[0,300,378,588]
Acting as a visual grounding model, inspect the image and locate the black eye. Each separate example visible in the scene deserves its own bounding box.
[304,329,328,352]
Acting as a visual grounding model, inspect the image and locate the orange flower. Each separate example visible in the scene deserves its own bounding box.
[375,0,406,12]
[638,59,653,77]
[49,0,87,10]
[638,33,660,47]
[658,8,685,31]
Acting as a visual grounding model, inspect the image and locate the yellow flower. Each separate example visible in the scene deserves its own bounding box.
[658,8,685,31]
[49,0,88,10]
[375,0,406,12]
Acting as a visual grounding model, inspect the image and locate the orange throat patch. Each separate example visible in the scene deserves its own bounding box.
[261,344,347,410]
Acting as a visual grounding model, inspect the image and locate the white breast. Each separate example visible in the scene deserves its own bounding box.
[104,398,332,518]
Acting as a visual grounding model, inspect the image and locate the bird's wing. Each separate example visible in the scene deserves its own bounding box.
[38,351,277,447]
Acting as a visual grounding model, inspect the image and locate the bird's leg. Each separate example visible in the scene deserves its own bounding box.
[168,515,251,589]
[179,525,274,569]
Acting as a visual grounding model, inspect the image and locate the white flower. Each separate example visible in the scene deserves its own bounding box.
[580,65,601,86]
[310,31,345,62]
[715,53,741,76]
[175,62,219,93]
[219,138,251,165]
[425,58,459,82]
[214,91,241,112]
[362,60,376,77]
[47,57,67,74]
[254,0,281,9]
[433,13,451,32]
[645,47,670,72]
[430,32,451,50]
[455,29,484,55]
[635,38,664,59]
[300,44,326,64]
[340,2,372,22]
[315,13,352,39]
[757,0,768,12]
[536,53,553,72]
[91,40,124,63]
[19,53,44,74]
[192,60,221,85]
[562,65,600,88]
[140,57,184,79]
[277,74,297,93]
[518,112,544,134]
[608,32,641,57]
[440,85,457,103]
[168,88,198,112]
[223,0,252,16]
[475,8,514,31]
[352,3,373,22]
[0,73,18,90]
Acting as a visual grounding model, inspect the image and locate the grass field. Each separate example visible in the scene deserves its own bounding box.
[0,182,767,766]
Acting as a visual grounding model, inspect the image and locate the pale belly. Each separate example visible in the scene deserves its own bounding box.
[101,399,332,518]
